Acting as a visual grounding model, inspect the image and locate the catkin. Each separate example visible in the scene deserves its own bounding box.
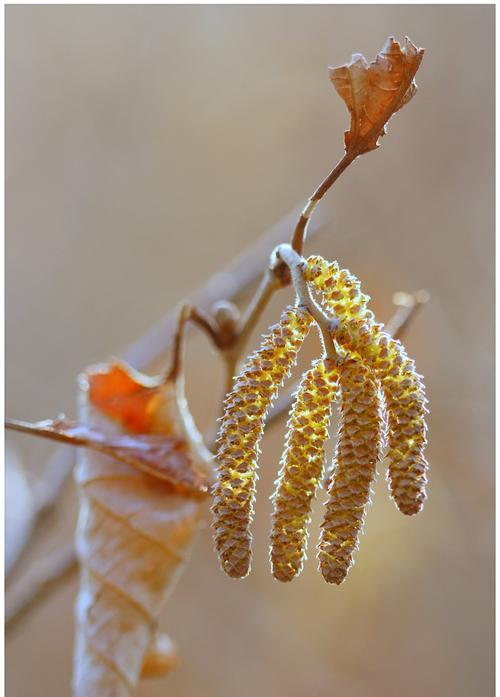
[270,359,340,582]
[212,306,311,579]
[318,358,384,584]
[305,255,429,516]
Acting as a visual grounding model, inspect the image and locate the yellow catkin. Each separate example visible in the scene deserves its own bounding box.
[270,358,340,582]
[212,306,311,579]
[305,255,429,516]
[318,357,384,584]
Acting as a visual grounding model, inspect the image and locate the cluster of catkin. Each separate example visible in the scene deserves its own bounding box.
[212,306,312,578]
[212,255,428,584]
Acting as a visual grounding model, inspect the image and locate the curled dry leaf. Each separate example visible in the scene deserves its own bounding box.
[72,360,212,697]
[330,36,424,155]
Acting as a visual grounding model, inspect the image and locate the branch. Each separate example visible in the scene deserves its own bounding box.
[5,544,78,632]
[219,268,280,396]
[273,243,341,361]
[234,270,279,351]
[5,446,74,581]
[165,270,282,412]
[292,151,357,253]
[384,289,430,340]
[169,258,291,406]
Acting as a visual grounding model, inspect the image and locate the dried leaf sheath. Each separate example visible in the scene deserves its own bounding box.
[318,358,384,584]
[270,359,339,582]
[73,370,203,697]
[212,306,311,579]
[305,256,429,515]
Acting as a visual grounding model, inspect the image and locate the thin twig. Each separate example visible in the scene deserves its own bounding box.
[166,305,194,382]
[165,271,281,411]
[172,260,291,405]
[292,151,357,254]
[234,269,281,351]
[188,306,222,347]
[385,289,430,340]
[220,269,280,396]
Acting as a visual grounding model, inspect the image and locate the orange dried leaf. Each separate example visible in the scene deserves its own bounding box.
[6,416,209,496]
[87,361,163,433]
[330,36,424,155]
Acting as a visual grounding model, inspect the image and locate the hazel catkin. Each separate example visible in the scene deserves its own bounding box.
[379,349,428,515]
[305,255,429,516]
[270,358,340,582]
[212,305,311,579]
[318,357,384,584]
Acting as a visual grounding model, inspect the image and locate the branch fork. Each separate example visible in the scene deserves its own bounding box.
[272,243,343,362]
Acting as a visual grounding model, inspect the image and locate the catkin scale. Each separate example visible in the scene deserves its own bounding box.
[212,306,311,578]
[305,255,429,516]
[318,358,384,584]
[270,359,340,582]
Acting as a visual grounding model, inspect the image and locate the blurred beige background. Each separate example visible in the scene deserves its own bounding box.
[6,5,494,697]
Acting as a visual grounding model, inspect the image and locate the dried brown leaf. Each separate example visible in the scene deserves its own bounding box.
[330,36,424,155]
[6,416,209,497]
